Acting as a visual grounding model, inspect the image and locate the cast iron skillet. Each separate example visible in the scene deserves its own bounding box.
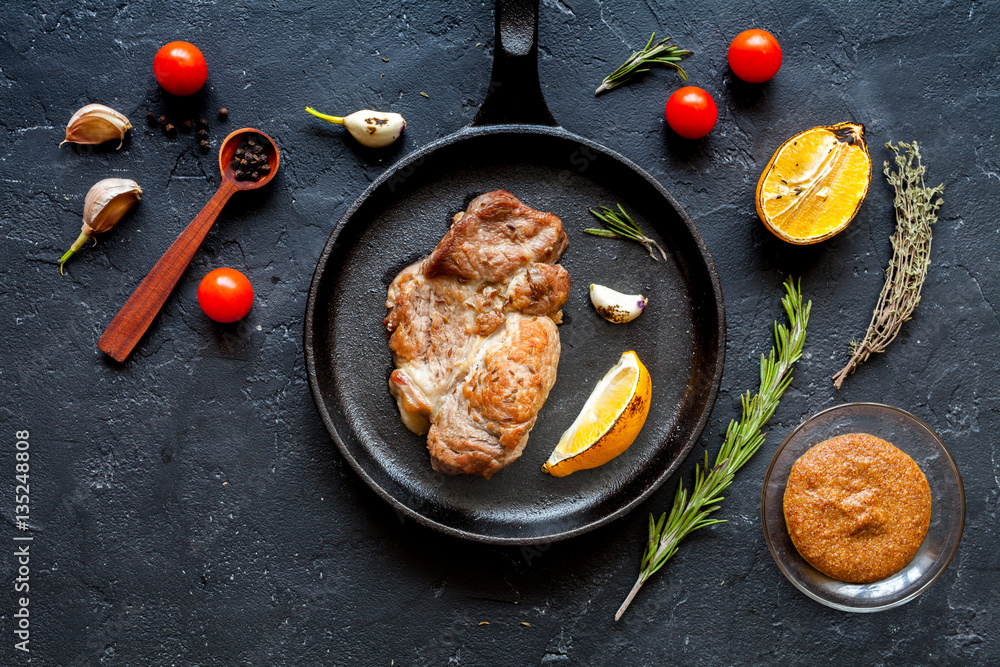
[304,0,725,544]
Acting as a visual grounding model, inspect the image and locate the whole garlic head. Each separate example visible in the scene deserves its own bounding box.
[589,284,648,323]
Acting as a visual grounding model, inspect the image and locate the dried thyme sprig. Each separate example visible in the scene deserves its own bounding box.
[615,278,810,621]
[586,204,667,261]
[595,33,691,96]
[833,141,943,389]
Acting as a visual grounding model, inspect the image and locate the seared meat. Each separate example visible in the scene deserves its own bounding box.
[384,191,569,478]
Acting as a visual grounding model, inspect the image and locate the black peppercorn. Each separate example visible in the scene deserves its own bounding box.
[229,134,271,182]
[199,140,210,153]
[196,129,209,140]
[181,119,192,132]
[157,115,168,128]
[164,123,176,137]
[146,112,157,127]
[218,108,228,121]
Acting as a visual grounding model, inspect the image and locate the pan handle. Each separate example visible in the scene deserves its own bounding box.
[471,0,557,127]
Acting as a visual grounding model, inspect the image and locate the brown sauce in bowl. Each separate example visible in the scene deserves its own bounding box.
[783,433,931,583]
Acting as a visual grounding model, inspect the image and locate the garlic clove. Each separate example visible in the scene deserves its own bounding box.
[60,178,141,273]
[589,284,648,323]
[342,110,406,148]
[61,103,133,149]
[84,178,142,234]
[307,106,406,148]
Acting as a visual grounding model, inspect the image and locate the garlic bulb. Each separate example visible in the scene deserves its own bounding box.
[306,106,406,148]
[60,104,133,149]
[59,178,142,273]
[589,284,648,323]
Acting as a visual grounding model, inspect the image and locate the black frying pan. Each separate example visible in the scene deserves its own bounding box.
[304,0,725,544]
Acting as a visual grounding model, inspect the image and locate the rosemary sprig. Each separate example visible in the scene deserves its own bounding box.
[596,33,692,96]
[833,141,943,389]
[615,278,810,621]
[586,204,667,261]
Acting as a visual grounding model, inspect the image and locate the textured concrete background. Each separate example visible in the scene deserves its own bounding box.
[1,0,997,664]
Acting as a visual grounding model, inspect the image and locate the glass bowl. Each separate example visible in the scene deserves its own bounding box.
[761,402,965,612]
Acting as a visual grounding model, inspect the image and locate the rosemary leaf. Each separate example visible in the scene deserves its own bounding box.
[587,205,668,261]
[596,33,692,96]
[832,141,943,388]
[582,228,620,238]
[615,278,810,621]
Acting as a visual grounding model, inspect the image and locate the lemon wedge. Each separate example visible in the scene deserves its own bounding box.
[542,351,651,477]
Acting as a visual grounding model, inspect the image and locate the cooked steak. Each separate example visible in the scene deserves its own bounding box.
[384,190,570,478]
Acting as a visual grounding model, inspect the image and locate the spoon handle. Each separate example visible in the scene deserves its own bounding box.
[99,180,239,362]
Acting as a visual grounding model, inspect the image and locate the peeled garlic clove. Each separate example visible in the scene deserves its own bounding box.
[589,284,647,323]
[342,110,406,147]
[306,106,406,148]
[60,178,141,273]
[61,103,133,149]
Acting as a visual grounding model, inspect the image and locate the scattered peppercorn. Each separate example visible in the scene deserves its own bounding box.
[181,119,192,132]
[146,112,157,127]
[196,128,209,140]
[218,108,228,121]
[164,123,176,137]
[198,118,210,130]
[157,115,168,128]
[199,140,210,153]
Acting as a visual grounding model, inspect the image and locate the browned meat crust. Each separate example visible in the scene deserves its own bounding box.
[383,190,569,478]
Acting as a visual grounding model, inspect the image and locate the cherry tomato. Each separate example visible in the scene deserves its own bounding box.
[198,268,253,323]
[664,86,718,140]
[728,29,782,83]
[154,41,207,96]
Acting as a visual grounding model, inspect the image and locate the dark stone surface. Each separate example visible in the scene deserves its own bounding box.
[1,0,997,664]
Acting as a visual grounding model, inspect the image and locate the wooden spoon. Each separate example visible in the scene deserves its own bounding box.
[98,128,280,362]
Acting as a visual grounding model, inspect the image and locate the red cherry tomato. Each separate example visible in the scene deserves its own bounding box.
[154,41,208,96]
[198,268,253,323]
[664,86,718,140]
[728,29,782,83]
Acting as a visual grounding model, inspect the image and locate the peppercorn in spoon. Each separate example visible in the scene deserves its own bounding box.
[98,128,279,362]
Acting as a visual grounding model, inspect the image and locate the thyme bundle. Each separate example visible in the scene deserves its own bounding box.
[833,141,944,389]
[616,278,810,620]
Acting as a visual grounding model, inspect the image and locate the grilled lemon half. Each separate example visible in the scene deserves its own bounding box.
[756,122,872,244]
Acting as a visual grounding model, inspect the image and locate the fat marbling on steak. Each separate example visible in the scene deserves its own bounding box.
[384,190,570,478]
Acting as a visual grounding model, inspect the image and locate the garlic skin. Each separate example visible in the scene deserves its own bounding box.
[60,178,141,273]
[61,104,133,149]
[305,106,406,148]
[589,284,648,323]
